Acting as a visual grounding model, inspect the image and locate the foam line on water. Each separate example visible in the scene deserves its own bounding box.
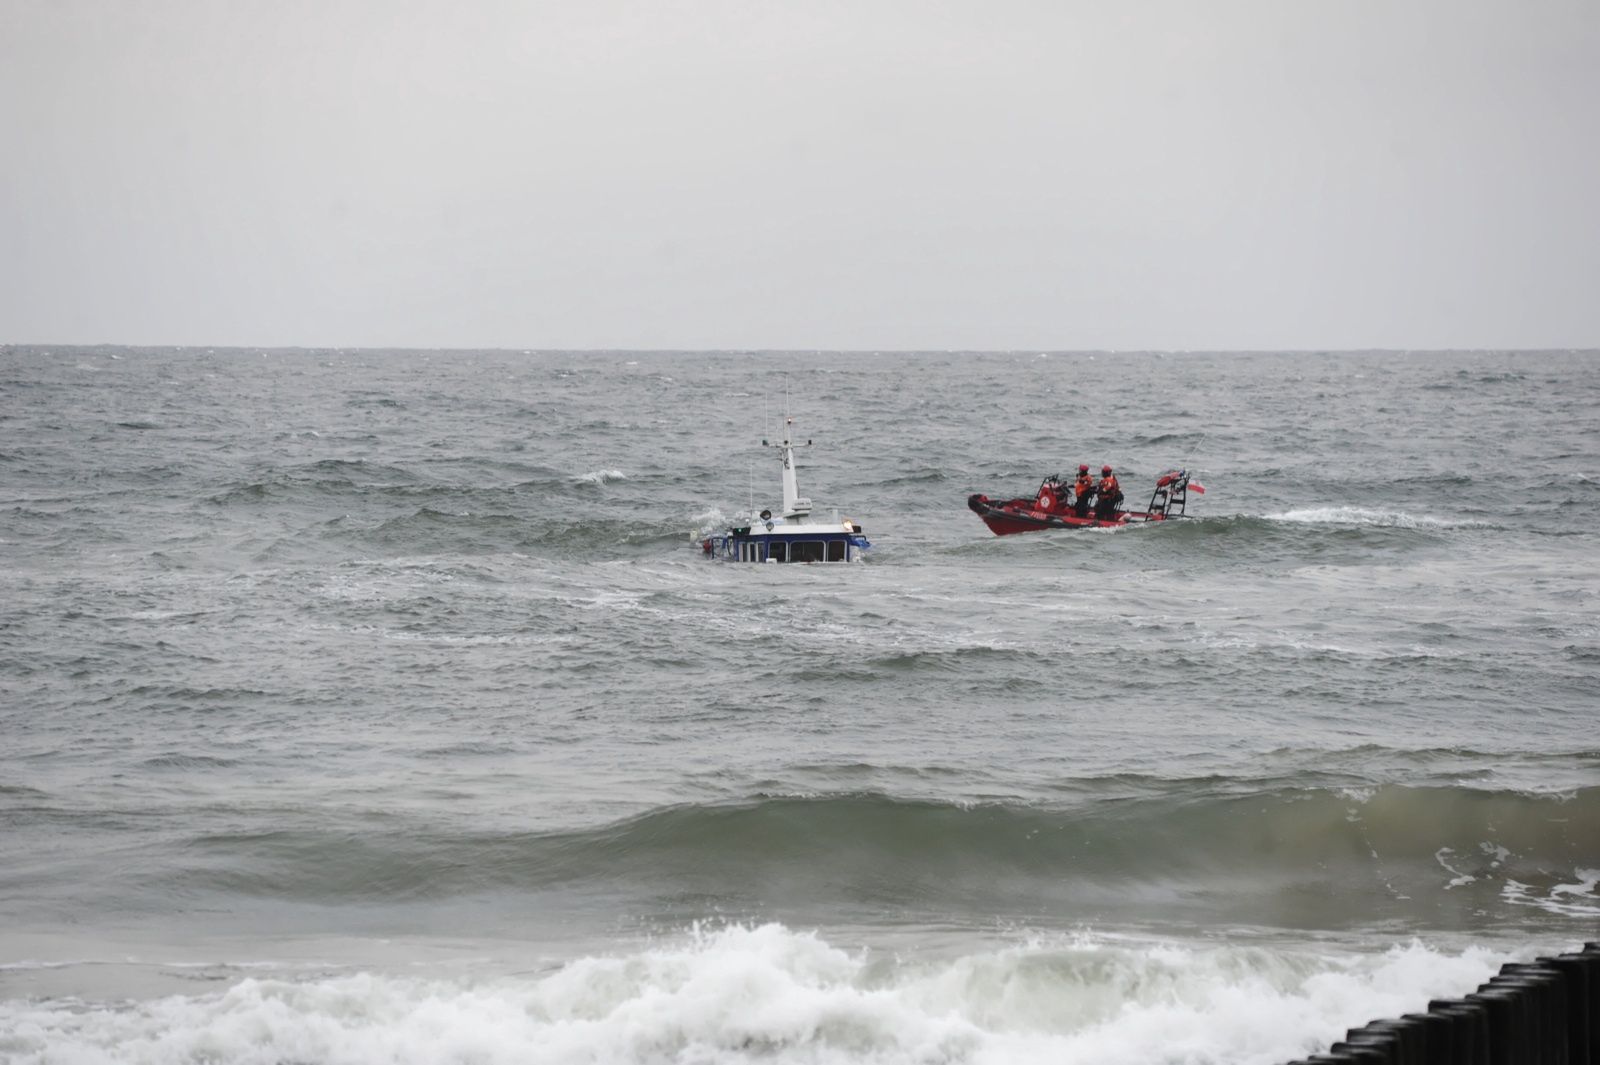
[1501,867,1600,918]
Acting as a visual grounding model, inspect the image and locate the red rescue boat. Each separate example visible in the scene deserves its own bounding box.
[968,469,1205,536]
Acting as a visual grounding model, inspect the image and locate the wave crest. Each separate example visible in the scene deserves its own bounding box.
[133,787,1600,931]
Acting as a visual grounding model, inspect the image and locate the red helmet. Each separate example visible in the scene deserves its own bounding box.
[1102,465,1113,474]
[1078,464,1089,472]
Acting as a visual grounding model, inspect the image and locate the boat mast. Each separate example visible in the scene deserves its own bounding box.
[765,415,812,519]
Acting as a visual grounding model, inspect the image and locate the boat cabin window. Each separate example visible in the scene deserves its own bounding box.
[768,541,787,563]
[827,540,846,562]
[790,540,825,564]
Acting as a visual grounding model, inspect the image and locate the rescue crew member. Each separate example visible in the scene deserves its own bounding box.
[1072,464,1095,518]
[1095,465,1122,519]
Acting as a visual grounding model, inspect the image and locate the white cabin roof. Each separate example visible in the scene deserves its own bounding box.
[736,514,860,537]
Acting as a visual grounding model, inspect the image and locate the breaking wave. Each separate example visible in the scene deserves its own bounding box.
[0,927,1514,1065]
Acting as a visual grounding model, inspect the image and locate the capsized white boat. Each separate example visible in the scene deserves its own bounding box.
[695,415,871,563]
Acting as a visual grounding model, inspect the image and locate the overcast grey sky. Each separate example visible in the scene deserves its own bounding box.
[2,0,1596,349]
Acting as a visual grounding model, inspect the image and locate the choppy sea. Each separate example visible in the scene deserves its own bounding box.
[1,346,1596,1065]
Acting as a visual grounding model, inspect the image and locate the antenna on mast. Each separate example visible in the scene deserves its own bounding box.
[1186,430,1208,478]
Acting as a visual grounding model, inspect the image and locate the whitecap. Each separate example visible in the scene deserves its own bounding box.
[1265,506,1482,529]
[572,469,627,485]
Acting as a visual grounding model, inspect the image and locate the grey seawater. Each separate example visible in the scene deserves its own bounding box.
[0,347,1596,1064]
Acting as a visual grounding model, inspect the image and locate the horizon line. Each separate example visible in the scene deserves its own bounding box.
[6,343,1598,356]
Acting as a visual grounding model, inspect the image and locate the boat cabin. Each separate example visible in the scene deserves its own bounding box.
[706,520,867,564]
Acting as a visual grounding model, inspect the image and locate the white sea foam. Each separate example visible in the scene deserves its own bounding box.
[1552,868,1600,897]
[573,469,628,485]
[0,925,1508,1065]
[1264,507,1488,529]
[1501,868,1600,918]
[1434,847,1480,889]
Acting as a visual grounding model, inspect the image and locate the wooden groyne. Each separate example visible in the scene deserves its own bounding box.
[1290,943,1600,1065]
